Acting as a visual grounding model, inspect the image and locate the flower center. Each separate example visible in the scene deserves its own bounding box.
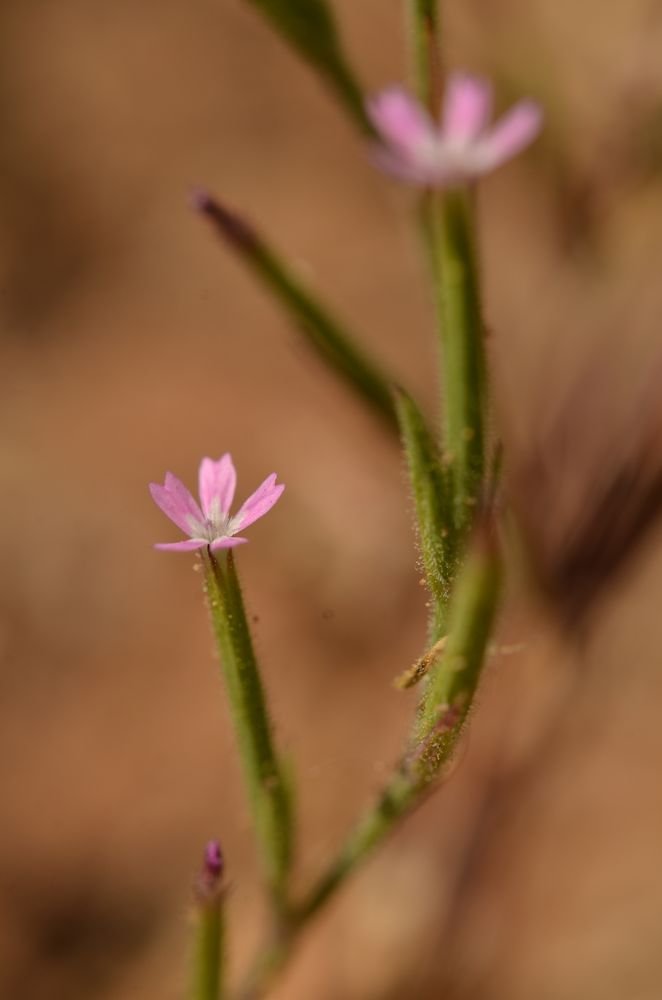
[205,514,231,541]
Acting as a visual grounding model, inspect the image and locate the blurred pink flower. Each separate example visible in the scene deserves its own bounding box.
[367,73,542,187]
[149,454,284,552]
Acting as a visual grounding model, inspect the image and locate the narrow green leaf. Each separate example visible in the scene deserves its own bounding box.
[244,0,370,132]
[395,386,457,641]
[196,192,399,435]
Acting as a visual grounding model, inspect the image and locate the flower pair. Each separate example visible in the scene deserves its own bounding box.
[151,76,542,552]
[150,454,284,551]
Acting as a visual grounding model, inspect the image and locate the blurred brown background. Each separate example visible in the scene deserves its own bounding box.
[2,0,662,997]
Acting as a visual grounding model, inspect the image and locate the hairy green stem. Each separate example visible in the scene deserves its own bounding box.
[192,900,225,1000]
[395,386,457,641]
[204,550,293,911]
[415,517,501,779]
[407,11,488,539]
[423,189,486,533]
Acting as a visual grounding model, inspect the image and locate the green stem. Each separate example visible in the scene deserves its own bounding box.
[192,901,225,1000]
[197,195,399,435]
[406,0,441,109]
[415,517,501,779]
[424,188,486,533]
[394,386,457,641]
[297,769,419,922]
[204,550,293,911]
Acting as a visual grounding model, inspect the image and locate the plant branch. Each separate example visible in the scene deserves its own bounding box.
[236,524,501,998]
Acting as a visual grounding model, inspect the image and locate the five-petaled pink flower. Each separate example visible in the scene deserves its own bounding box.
[367,72,542,187]
[149,455,284,552]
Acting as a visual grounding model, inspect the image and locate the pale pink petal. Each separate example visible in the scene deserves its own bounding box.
[442,73,492,142]
[154,539,207,552]
[232,475,285,531]
[199,454,237,519]
[370,146,440,185]
[478,100,542,170]
[209,536,248,551]
[150,476,205,536]
[367,87,436,153]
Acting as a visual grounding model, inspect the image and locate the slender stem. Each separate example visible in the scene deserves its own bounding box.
[415,517,501,779]
[424,188,486,534]
[203,550,293,911]
[406,0,441,109]
[394,386,457,642]
[192,901,225,1000]
[407,8,487,539]
[297,769,419,922]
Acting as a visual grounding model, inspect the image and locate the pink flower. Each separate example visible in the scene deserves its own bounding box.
[149,454,284,552]
[367,73,542,187]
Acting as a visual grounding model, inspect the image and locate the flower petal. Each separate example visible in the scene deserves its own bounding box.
[150,474,205,536]
[370,146,438,187]
[154,539,208,551]
[442,73,492,142]
[209,536,248,551]
[477,100,542,170]
[199,454,237,519]
[367,86,436,153]
[371,146,464,188]
[232,474,285,531]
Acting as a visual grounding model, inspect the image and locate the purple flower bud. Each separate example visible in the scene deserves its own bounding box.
[189,188,260,252]
[194,839,225,904]
[189,186,215,214]
[204,840,224,881]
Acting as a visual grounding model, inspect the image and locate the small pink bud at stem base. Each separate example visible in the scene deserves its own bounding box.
[195,839,225,905]
[191,840,226,999]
